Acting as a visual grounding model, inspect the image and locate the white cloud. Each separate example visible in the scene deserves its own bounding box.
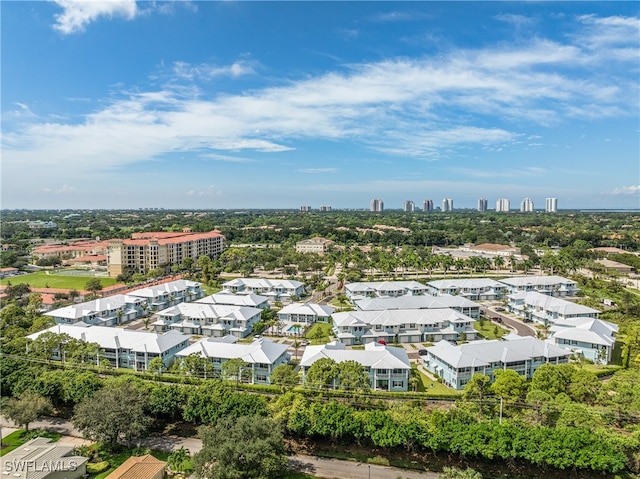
[172,60,256,80]
[610,185,640,195]
[185,186,223,197]
[200,153,258,163]
[41,184,76,194]
[52,0,138,34]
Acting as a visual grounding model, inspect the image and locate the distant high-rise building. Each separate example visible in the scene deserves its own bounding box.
[370,198,384,212]
[300,205,311,212]
[520,198,534,212]
[545,198,558,213]
[442,198,453,212]
[496,198,510,212]
[319,205,332,212]
[403,200,415,212]
[422,199,434,212]
[477,198,488,212]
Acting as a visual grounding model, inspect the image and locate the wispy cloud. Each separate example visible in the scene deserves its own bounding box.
[173,60,256,80]
[185,185,223,197]
[610,185,640,195]
[200,153,258,163]
[41,184,76,194]
[52,0,138,34]
[298,168,338,174]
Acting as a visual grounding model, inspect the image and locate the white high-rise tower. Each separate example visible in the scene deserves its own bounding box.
[442,198,453,212]
[496,198,510,212]
[545,198,558,213]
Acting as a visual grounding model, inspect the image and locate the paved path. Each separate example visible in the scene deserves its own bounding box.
[1,417,439,479]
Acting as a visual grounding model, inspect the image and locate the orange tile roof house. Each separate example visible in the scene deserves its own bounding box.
[32,240,109,260]
[106,454,166,479]
[107,230,225,277]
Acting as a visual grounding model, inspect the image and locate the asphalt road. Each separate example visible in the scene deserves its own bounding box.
[480,306,536,337]
[1,417,439,479]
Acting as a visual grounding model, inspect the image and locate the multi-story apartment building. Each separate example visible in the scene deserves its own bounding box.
[299,205,311,212]
[545,197,558,212]
[332,308,477,345]
[221,278,305,302]
[319,205,332,212]
[370,198,384,212]
[423,336,571,390]
[507,291,599,325]
[477,198,488,212]
[403,200,415,212]
[498,275,579,297]
[32,239,109,261]
[344,280,429,301]
[300,341,411,391]
[197,292,270,309]
[442,198,453,212]
[295,237,333,255]
[427,278,507,301]
[496,198,510,212]
[422,199,434,212]
[152,302,262,338]
[107,230,224,277]
[520,197,534,212]
[28,324,190,370]
[549,317,618,364]
[354,294,481,319]
[175,336,290,384]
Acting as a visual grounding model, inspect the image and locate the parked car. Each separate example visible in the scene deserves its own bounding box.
[418,349,428,356]
[495,307,505,311]
[493,317,502,323]
[301,339,309,346]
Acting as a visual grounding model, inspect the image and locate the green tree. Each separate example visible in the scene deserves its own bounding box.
[193,415,288,479]
[269,364,299,390]
[148,356,165,374]
[440,466,483,479]
[336,360,370,391]
[491,369,526,404]
[305,357,338,390]
[221,358,251,383]
[3,392,52,431]
[72,381,152,447]
[84,278,103,295]
[168,446,192,475]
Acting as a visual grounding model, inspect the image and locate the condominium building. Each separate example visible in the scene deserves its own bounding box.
[299,205,311,212]
[442,198,453,212]
[370,198,384,212]
[107,230,224,277]
[319,205,332,212]
[520,197,534,212]
[496,198,510,212]
[477,198,488,212]
[422,199,434,212]
[507,291,599,325]
[403,200,415,212]
[295,237,333,255]
[545,197,558,213]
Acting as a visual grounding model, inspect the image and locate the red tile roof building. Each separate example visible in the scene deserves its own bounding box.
[107,230,225,277]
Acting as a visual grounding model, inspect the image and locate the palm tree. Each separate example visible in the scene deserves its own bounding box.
[494,256,505,273]
[292,339,301,360]
[168,447,191,477]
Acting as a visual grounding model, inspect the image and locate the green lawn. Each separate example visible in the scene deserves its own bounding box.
[412,365,459,395]
[474,319,509,339]
[0,271,118,290]
[305,322,333,344]
[1,430,61,456]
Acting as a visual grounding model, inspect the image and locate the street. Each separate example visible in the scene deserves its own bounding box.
[1,416,440,479]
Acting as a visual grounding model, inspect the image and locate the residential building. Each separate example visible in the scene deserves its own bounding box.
[44,293,146,326]
[332,308,477,345]
[549,317,618,364]
[477,198,488,212]
[344,280,428,301]
[498,275,579,297]
[319,205,332,212]
[520,197,534,212]
[1,438,88,479]
[106,455,166,479]
[422,199,434,212]
[545,197,558,213]
[32,239,109,261]
[278,302,335,325]
[152,302,262,338]
[300,341,412,391]
[370,198,384,212]
[442,198,453,212]
[594,258,635,274]
[197,292,270,309]
[403,200,415,212]
[496,198,510,212]
[507,291,599,325]
[426,278,507,301]
[295,237,333,255]
[299,205,311,212]
[28,324,190,370]
[221,278,305,302]
[460,243,519,257]
[107,230,224,277]
[423,336,571,390]
[175,337,290,384]
[354,294,481,319]
[127,279,205,311]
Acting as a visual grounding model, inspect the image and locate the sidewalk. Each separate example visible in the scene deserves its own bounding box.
[1,416,440,478]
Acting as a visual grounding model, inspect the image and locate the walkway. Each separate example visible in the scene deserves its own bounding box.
[1,417,439,479]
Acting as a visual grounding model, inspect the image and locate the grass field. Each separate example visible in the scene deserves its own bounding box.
[0,430,61,457]
[0,271,118,290]
[412,364,459,395]
[305,322,333,344]
[474,319,509,339]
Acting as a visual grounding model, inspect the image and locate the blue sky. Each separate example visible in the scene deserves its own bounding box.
[2,1,639,210]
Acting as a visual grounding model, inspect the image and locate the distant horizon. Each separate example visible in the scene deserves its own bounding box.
[2,2,639,210]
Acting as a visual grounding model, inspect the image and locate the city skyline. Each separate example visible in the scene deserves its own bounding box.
[2,2,639,210]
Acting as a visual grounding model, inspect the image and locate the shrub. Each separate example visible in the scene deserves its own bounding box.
[86,461,110,474]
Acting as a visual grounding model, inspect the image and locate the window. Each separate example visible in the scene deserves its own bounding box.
[392,381,404,388]
[377,369,388,374]
[392,369,404,374]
